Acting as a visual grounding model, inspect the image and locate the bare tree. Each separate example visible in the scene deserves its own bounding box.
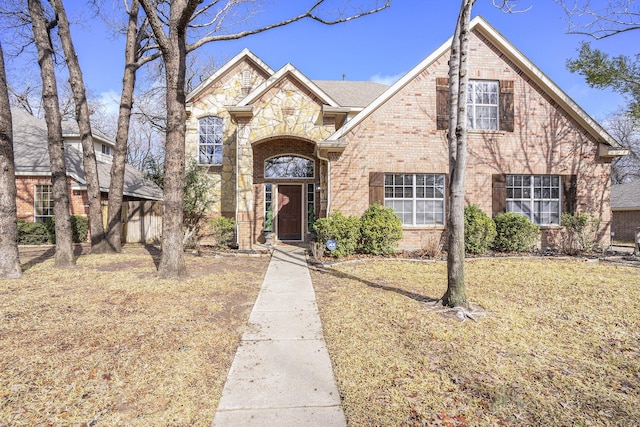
[0,41,22,278]
[49,0,108,253]
[27,0,74,267]
[607,111,640,183]
[136,0,390,277]
[441,0,475,309]
[556,0,640,39]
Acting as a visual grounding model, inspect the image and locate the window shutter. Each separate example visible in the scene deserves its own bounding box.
[436,78,449,130]
[369,172,384,205]
[562,174,577,214]
[492,174,507,217]
[499,80,514,132]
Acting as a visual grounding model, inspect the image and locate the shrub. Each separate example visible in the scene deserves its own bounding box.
[493,212,540,252]
[313,211,360,258]
[464,204,496,254]
[209,216,236,248]
[44,215,89,244]
[561,212,601,253]
[17,220,49,245]
[421,231,443,258]
[359,204,403,255]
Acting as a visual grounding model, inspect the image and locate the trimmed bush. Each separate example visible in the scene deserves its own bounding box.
[359,204,403,255]
[209,216,236,248]
[17,220,49,245]
[313,211,360,258]
[45,216,89,244]
[493,212,540,252]
[464,204,496,254]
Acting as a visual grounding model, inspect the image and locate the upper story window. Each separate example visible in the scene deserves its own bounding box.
[265,155,314,178]
[199,116,223,165]
[101,144,112,156]
[34,184,54,223]
[384,173,445,226]
[467,80,498,130]
[436,78,513,132]
[506,175,561,225]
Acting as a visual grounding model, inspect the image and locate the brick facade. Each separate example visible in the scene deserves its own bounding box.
[186,20,619,251]
[612,210,640,243]
[15,176,91,222]
[331,31,612,250]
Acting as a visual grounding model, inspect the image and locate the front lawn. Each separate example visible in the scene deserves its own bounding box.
[311,258,640,426]
[0,246,269,426]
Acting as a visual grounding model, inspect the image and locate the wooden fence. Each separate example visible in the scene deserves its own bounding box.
[101,200,162,243]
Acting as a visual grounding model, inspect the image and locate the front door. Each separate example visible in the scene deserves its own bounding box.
[277,185,302,241]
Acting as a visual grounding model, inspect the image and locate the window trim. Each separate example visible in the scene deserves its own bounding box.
[198,116,224,166]
[506,174,562,226]
[34,184,54,223]
[468,80,499,131]
[384,173,446,226]
[264,154,315,179]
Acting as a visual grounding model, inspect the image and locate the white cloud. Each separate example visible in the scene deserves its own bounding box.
[369,72,405,86]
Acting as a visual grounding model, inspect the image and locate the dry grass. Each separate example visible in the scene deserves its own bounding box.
[311,258,640,427]
[0,246,269,426]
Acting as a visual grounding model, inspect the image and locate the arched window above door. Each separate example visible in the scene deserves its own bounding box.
[265,155,314,178]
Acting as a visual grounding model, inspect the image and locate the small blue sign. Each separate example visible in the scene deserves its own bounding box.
[326,239,338,251]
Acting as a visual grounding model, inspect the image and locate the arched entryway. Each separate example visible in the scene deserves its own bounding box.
[253,138,320,244]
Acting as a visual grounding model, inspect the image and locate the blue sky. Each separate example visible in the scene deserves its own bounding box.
[8,1,638,122]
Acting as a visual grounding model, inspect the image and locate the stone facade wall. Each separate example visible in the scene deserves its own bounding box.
[331,31,612,250]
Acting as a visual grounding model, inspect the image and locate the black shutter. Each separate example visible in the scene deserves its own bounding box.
[562,175,577,214]
[492,174,507,217]
[436,78,449,130]
[369,172,384,205]
[499,80,514,132]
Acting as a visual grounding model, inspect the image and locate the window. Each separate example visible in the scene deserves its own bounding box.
[384,174,445,226]
[101,144,112,156]
[264,183,273,232]
[265,155,314,178]
[34,184,54,223]
[307,183,315,231]
[199,116,223,165]
[506,175,561,225]
[468,80,498,130]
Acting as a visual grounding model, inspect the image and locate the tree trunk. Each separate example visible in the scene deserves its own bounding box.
[442,0,474,308]
[28,0,75,267]
[106,0,141,252]
[157,20,188,278]
[50,0,107,253]
[0,42,22,279]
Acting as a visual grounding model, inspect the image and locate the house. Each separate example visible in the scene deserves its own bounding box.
[185,16,626,251]
[611,182,640,243]
[12,108,163,242]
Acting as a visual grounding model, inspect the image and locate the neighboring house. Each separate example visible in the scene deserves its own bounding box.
[12,108,163,242]
[185,16,627,251]
[611,182,640,243]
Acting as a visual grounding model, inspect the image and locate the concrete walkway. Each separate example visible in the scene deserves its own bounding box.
[212,245,347,426]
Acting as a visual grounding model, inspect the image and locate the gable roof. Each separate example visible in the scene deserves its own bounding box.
[611,182,640,210]
[327,15,622,149]
[11,108,163,201]
[236,63,340,108]
[186,48,274,103]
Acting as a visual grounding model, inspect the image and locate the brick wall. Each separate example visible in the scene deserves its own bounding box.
[15,176,89,221]
[331,31,612,250]
[612,210,640,243]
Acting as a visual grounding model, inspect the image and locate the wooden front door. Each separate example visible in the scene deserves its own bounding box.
[277,185,302,240]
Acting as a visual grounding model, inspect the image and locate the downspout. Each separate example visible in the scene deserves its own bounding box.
[316,149,331,215]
